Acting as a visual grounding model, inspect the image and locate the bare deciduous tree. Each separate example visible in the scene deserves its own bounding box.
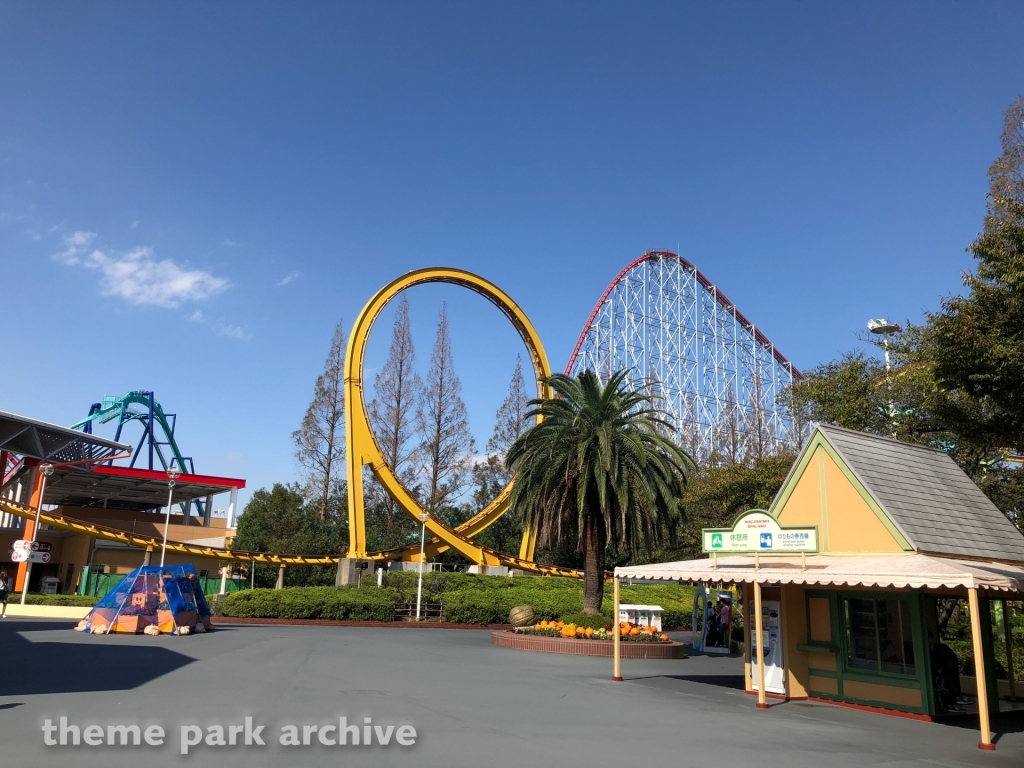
[487,354,532,459]
[293,321,346,521]
[367,296,422,541]
[417,302,475,512]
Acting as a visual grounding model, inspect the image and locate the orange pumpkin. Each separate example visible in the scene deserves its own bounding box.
[660,633,669,642]
[629,627,641,636]
[585,627,594,637]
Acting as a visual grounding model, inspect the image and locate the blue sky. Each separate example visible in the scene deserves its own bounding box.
[1,2,1022,511]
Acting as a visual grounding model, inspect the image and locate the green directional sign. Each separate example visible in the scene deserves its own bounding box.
[702,509,818,554]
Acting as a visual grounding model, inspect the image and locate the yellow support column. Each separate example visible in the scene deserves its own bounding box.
[613,576,622,681]
[968,588,994,750]
[1004,599,1016,703]
[754,580,768,709]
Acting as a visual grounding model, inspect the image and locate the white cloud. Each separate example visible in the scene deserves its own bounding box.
[131,220,140,229]
[52,231,97,265]
[278,270,302,286]
[223,240,240,247]
[54,234,230,308]
[24,228,41,241]
[189,310,205,322]
[219,324,250,340]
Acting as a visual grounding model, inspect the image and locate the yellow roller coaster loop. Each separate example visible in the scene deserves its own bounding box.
[346,267,568,572]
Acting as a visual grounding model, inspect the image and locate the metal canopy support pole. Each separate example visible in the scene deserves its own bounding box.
[613,576,622,681]
[275,565,285,590]
[226,488,238,529]
[20,465,51,605]
[204,495,214,527]
[219,566,228,596]
[1003,599,1016,703]
[754,579,768,709]
[968,588,995,750]
[14,466,40,594]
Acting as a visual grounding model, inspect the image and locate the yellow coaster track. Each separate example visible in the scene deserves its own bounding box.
[0,497,581,577]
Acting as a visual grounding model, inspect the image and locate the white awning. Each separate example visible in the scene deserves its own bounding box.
[614,553,1024,594]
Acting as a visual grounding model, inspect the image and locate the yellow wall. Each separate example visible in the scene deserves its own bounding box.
[774,448,825,531]
[821,452,903,553]
[842,680,922,708]
[781,585,809,698]
[775,445,904,554]
[808,597,831,642]
[808,675,838,695]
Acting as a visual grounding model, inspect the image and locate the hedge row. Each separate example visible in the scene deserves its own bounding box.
[221,587,399,621]
[218,576,695,626]
[21,594,98,607]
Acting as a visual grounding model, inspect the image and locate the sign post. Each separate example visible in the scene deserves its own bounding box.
[10,540,52,564]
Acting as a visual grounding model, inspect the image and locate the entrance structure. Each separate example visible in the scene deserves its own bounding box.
[612,424,1024,750]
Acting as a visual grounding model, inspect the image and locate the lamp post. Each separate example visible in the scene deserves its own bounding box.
[20,462,54,605]
[415,510,429,620]
[868,319,902,437]
[159,466,182,567]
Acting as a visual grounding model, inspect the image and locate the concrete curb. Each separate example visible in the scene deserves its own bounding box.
[214,616,514,630]
[3,604,91,619]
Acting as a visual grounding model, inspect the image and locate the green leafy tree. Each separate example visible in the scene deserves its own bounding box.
[929,97,1024,451]
[648,455,796,563]
[506,370,693,613]
[233,483,348,587]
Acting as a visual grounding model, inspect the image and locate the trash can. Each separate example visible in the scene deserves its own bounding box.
[41,576,61,595]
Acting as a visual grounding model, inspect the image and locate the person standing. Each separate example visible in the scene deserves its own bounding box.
[0,570,9,618]
[718,596,732,648]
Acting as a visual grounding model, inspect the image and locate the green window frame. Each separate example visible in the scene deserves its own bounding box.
[839,593,917,679]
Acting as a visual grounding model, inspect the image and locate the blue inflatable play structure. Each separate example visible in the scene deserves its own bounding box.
[79,564,212,635]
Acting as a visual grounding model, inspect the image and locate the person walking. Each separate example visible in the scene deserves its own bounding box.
[0,570,9,618]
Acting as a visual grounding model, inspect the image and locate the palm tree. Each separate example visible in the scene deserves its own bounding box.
[506,369,693,614]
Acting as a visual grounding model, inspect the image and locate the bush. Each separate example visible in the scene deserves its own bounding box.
[217,574,696,626]
[560,613,613,630]
[221,586,398,622]
[22,594,98,607]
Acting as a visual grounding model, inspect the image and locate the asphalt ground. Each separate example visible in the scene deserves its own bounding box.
[0,618,1021,768]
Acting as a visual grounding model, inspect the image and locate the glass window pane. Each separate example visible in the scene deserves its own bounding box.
[878,598,915,675]
[845,598,878,671]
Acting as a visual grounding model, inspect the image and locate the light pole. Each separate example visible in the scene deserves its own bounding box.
[20,462,54,605]
[415,510,429,620]
[868,319,902,437]
[159,466,182,567]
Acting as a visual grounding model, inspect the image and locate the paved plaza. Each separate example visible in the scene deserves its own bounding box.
[0,618,1021,767]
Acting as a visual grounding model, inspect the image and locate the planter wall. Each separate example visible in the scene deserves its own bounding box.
[492,630,687,659]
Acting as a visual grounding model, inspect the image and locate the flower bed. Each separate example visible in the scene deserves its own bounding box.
[493,629,687,659]
[513,620,671,643]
